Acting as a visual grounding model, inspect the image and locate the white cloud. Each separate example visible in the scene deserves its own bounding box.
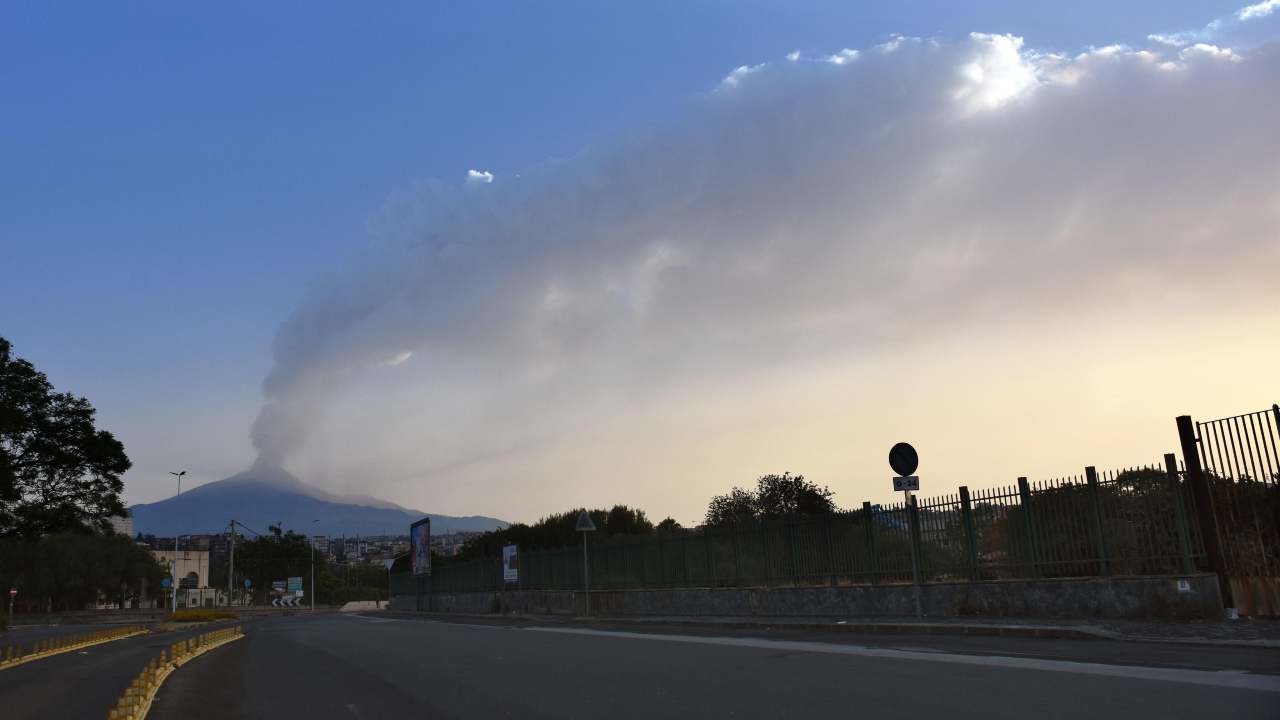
[1180,43,1242,62]
[384,351,413,366]
[719,63,765,88]
[1239,0,1280,21]
[786,51,801,62]
[252,32,1280,519]
[953,34,1038,114]
[466,169,494,184]
[825,48,860,65]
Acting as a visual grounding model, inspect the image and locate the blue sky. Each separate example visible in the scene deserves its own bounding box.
[1,1,1272,518]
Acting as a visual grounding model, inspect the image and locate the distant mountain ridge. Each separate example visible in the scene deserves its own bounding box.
[128,466,507,537]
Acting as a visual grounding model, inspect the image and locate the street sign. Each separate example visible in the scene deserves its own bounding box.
[272,580,286,593]
[8,588,16,598]
[272,596,302,607]
[244,579,252,588]
[889,442,919,477]
[892,475,920,492]
[295,590,304,598]
[575,511,596,532]
[161,577,172,589]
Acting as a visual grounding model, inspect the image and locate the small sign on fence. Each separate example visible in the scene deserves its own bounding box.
[892,475,920,492]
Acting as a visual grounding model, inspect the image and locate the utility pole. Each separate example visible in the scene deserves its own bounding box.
[227,520,235,608]
[311,519,319,611]
[169,470,186,613]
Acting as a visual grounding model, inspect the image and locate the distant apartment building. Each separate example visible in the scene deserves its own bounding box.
[311,535,330,554]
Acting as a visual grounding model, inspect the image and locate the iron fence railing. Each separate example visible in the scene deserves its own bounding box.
[414,458,1209,595]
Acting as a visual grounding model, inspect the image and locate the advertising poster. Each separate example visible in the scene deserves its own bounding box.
[502,544,519,583]
[411,518,431,576]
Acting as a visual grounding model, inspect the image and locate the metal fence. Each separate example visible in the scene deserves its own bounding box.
[420,458,1206,594]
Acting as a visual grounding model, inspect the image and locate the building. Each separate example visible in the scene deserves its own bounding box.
[109,514,134,537]
[311,535,330,554]
[151,548,210,590]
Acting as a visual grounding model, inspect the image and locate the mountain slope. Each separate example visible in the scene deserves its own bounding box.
[128,467,507,537]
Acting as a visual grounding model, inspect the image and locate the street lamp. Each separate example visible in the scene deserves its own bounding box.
[168,471,186,613]
[311,519,320,612]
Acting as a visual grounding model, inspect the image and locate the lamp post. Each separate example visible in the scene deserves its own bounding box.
[311,519,320,611]
[168,471,186,612]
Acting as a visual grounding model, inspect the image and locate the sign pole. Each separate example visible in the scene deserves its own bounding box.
[575,511,596,617]
[905,490,923,618]
[889,442,924,618]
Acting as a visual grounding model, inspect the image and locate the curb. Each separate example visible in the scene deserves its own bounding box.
[109,626,245,720]
[0,626,149,671]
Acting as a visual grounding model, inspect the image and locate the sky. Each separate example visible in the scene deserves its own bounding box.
[2,1,1278,526]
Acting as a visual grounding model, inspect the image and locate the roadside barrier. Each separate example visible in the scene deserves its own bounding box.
[107,625,244,720]
[0,625,148,670]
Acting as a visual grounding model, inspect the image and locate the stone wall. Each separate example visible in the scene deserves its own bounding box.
[396,574,1223,620]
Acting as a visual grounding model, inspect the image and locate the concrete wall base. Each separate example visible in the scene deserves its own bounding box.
[395,574,1223,620]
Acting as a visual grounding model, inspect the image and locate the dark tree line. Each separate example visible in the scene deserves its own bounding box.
[1,337,160,620]
[446,473,839,563]
[451,505,665,562]
[0,533,164,612]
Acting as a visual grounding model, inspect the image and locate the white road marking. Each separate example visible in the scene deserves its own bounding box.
[344,614,400,623]
[525,627,1280,693]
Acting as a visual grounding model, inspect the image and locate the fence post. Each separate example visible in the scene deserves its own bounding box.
[1085,466,1110,577]
[824,515,837,587]
[731,523,741,587]
[681,530,690,587]
[862,502,879,585]
[704,529,715,588]
[959,487,979,581]
[761,521,772,588]
[658,533,668,588]
[788,519,801,587]
[1017,477,1039,578]
[1164,452,1195,575]
[1176,415,1232,607]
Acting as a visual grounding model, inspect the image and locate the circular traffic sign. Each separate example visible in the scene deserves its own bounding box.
[889,442,918,476]
[244,579,252,588]
[161,577,172,589]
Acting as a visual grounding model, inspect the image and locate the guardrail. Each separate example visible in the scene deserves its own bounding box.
[0,625,148,670]
[108,625,244,720]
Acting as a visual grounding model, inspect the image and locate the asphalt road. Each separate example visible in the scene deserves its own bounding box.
[143,614,1280,720]
[0,622,239,720]
[1,620,131,646]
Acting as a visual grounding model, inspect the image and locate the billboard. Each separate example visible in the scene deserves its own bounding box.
[502,544,518,583]
[411,517,431,576]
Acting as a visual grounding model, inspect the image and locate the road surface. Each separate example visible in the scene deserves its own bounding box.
[135,613,1280,719]
[0,622,234,719]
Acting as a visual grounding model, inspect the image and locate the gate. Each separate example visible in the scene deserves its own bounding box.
[1179,404,1280,616]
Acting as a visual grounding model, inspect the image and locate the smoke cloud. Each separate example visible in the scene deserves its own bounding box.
[251,28,1280,520]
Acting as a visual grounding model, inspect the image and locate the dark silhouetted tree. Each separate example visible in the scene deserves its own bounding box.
[705,473,836,526]
[0,337,131,538]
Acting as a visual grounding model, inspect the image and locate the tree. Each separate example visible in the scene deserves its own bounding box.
[451,505,656,561]
[0,533,165,612]
[705,473,836,527]
[656,517,682,532]
[0,337,131,538]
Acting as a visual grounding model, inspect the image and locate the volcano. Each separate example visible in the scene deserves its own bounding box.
[127,466,508,537]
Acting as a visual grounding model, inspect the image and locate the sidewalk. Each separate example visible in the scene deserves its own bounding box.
[385,609,1280,648]
[577,614,1280,648]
